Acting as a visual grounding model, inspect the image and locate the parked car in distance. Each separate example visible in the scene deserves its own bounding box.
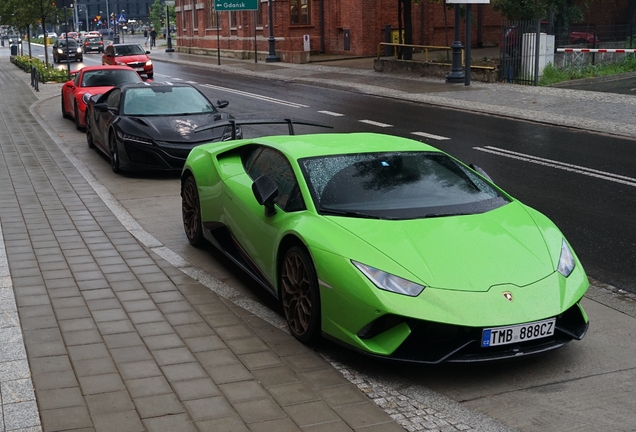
[82,35,104,53]
[52,38,83,63]
[61,65,143,129]
[569,31,600,45]
[85,82,239,173]
[102,43,153,78]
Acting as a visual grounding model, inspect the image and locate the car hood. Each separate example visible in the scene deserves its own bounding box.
[120,112,233,142]
[326,201,555,292]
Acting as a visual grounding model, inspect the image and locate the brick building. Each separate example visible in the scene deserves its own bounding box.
[173,0,631,62]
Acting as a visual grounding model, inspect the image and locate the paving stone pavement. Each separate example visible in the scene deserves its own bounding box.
[2,42,634,432]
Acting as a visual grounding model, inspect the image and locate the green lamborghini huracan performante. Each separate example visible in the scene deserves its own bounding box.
[181,132,589,363]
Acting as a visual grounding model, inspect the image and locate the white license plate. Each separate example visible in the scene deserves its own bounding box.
[135,67,144,72]
[481,318,556,347]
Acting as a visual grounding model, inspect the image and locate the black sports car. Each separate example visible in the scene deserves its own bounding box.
[85,82,241,173]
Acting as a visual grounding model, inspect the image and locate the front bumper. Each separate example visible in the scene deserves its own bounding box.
[333,300,588,364]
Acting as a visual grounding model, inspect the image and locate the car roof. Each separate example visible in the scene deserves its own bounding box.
[79,65,136,73]
[213,133,443,159]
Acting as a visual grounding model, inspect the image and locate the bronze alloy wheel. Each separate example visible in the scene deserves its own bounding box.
[280,246,321,342]
[181,176,203,245]
[109,132,121,173]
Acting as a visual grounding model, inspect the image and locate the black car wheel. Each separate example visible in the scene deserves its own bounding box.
[280,246,321,343]
[77,56,83,62]
[108,131,121,173]
[181,176,204,246]
[146,73,153,79]
[61,94,70,119]
[74,101,82,130]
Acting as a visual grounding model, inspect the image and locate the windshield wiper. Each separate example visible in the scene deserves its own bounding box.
[320,207,385,219]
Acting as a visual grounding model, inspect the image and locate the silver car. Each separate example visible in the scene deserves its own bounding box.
[82,36,104,53]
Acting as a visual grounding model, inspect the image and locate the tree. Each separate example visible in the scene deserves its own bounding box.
[149,0,164,35]
[397,0,415,60]
[491,0,591,24]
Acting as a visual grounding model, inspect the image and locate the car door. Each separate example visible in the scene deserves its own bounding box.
[64,72,82,117]
[93,89,121,150]
[222,146,307,284]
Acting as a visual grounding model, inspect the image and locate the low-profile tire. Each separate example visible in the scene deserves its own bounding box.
[74,101,82,130]
[61,94,70,119]
[280,246,321,343]
[108,131,121,174]
[181,175,204,246]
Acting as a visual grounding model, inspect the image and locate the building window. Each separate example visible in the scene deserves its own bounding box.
[229,11,237,28]
[255,2,262,27]
[193,2,198,31]
[290,0,310,25]
[206,0,219,28]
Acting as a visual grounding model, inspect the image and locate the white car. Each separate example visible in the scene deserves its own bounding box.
[46,32,58,39]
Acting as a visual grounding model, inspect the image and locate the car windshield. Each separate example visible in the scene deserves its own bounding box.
[85,37,100,42]
[114,44,146,56]
[122,86,217,116]
[82,70,141,87]
[58,40,78,47]
[300,151,509,220]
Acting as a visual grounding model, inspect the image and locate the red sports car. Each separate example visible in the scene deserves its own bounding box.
[61,65,143,129]
[102,43,154,79]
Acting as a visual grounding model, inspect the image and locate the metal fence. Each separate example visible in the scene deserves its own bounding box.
[500,22,636,84]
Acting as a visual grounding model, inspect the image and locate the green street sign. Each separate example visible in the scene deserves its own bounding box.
[214,0,258,11]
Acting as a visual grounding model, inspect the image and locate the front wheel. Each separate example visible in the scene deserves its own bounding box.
[146,73,153,79]
[280,246,321,343]
[61,93,70,119]
[181,176,203,246]
[108,131,121,173]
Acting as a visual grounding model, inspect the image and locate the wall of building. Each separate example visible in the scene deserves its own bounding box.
[174,0,629,61]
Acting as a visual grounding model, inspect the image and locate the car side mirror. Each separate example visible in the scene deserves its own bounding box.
[94,103,117,114]
[469,164,493,183]
[146,51,151,54]
[216,100,229,109]
[252,175,278,217]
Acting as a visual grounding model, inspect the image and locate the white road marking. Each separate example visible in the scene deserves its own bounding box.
[411,131,451,140]
[171,77,184,81]
[185,81,197,84]
[359,119,392,128]
[200,83,308,108]
[318,110,345,117]
[475,146,636,187]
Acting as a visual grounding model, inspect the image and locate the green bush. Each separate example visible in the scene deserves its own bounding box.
[10,55,71,83]
[540,54,636,86]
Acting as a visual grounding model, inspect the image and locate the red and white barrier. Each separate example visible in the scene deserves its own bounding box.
[557,48,636,53]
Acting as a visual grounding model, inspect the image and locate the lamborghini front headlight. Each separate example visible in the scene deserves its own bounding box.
[353,261,425,297]
[557,239,575,277]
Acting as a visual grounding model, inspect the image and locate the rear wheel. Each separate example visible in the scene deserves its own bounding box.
[108,131,121,173]
[181,176,203,246]
[280,246,321,343]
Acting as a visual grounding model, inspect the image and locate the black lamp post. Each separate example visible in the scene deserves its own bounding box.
[445,4,464,83]
[265,0,279,62]
[165,0,174,52]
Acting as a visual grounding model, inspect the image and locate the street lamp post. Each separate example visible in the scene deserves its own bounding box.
[165,0,174,52]
[445,4,464,83]
[265,0,279,62]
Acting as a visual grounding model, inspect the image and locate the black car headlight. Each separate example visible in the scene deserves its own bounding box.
[353,261,425,297]
[557,239,575,277]
[117,131,153,145]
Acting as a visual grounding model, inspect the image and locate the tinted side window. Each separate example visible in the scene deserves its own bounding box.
[243,147,305,212]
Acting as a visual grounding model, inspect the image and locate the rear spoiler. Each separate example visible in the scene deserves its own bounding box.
[194,118,332,139]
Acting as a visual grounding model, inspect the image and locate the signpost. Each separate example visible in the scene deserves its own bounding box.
[214,0,258,11]
[213,0,259,64]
